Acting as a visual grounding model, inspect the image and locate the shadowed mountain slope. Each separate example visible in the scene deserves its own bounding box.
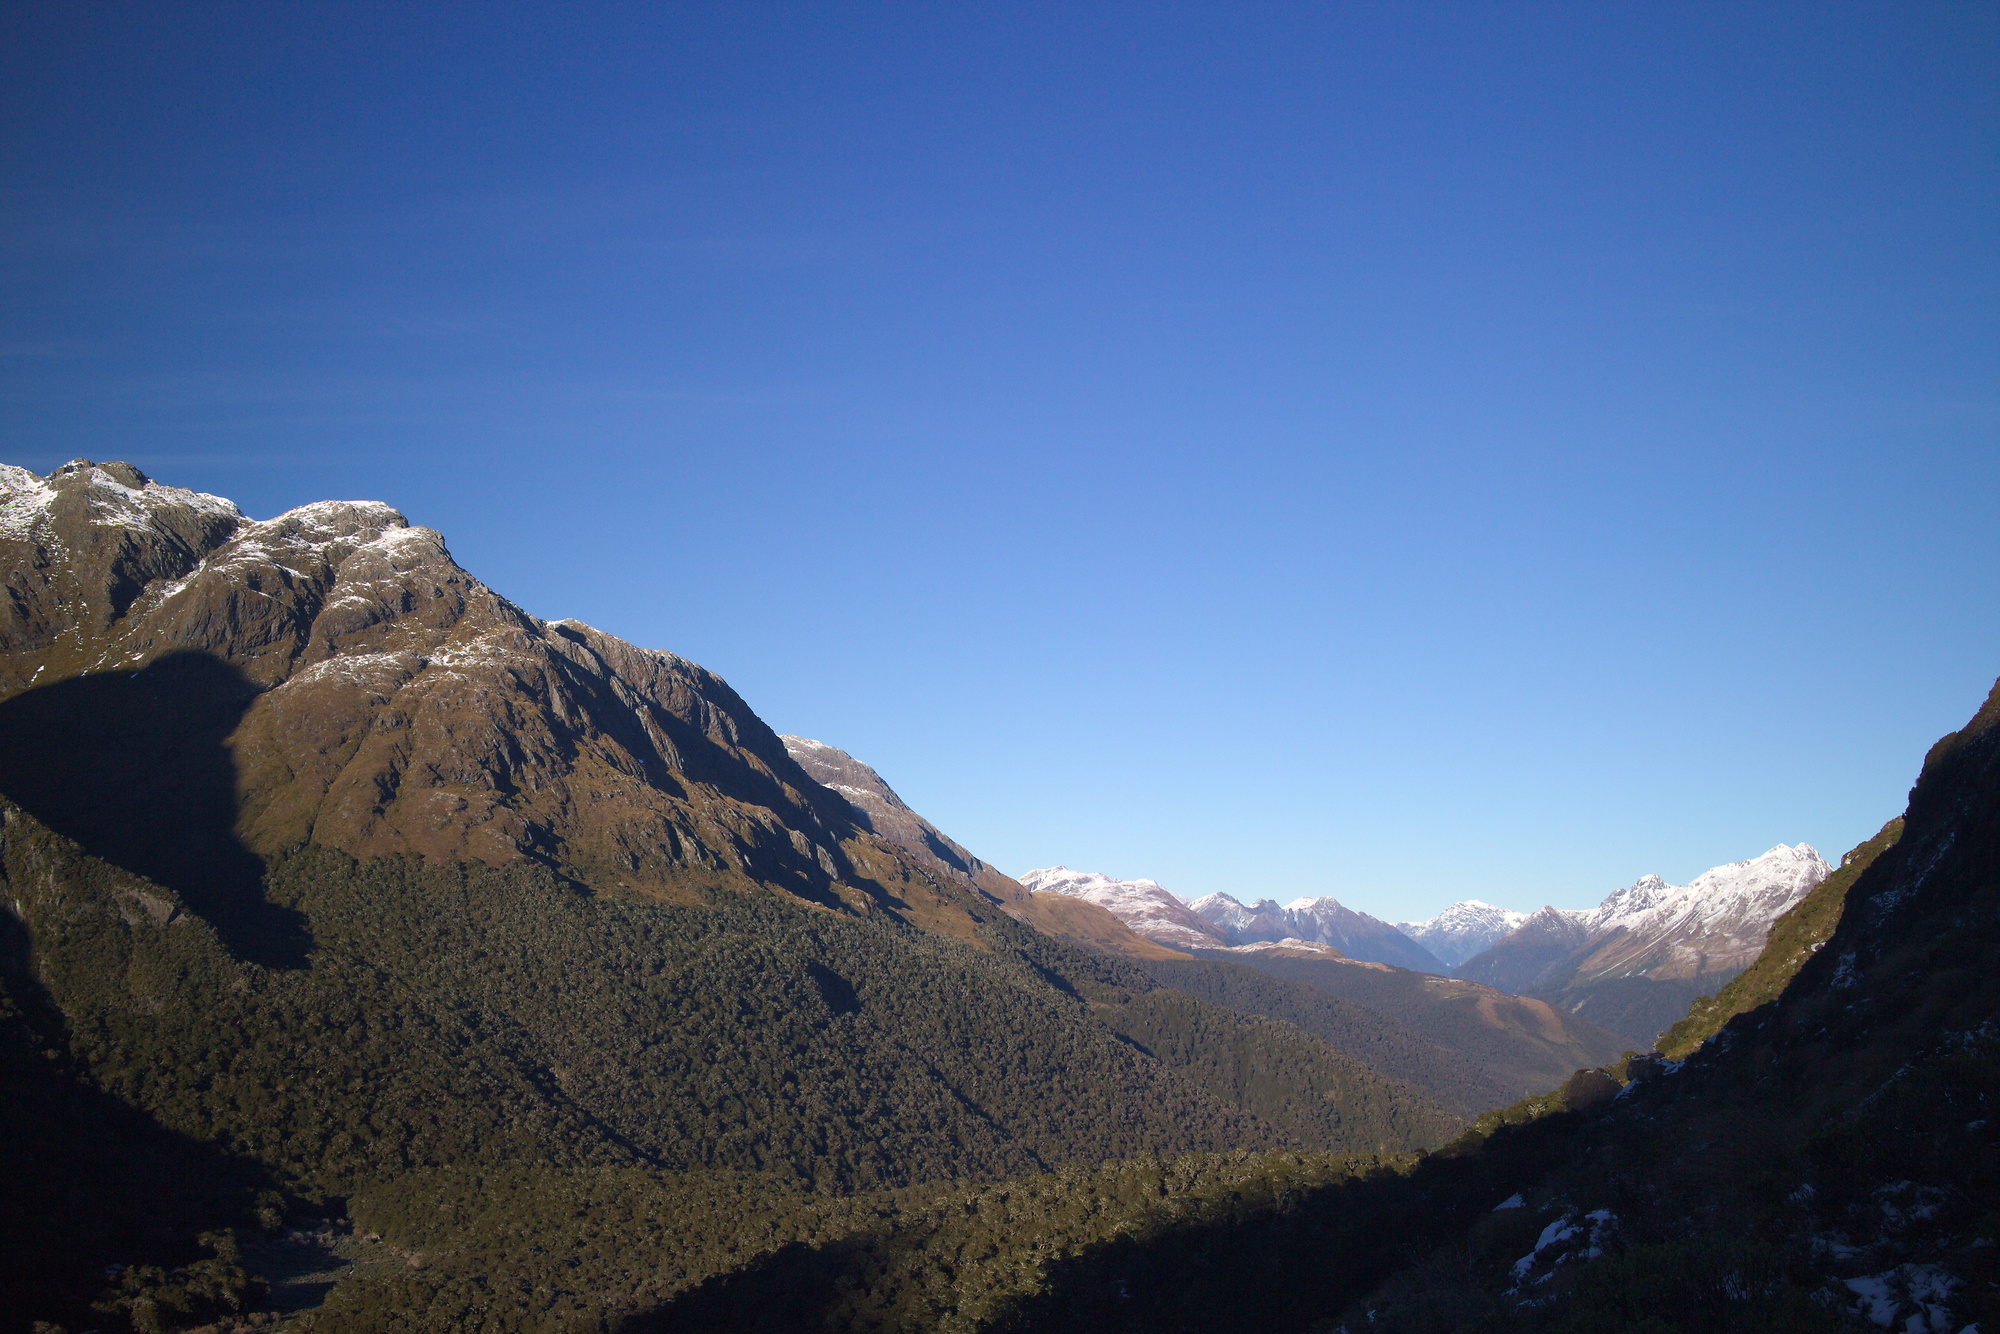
[1130,958,1522,1117]
[1449,905,1589,993]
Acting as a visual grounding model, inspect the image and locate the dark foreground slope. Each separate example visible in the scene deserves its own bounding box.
[581,672,2000,1334]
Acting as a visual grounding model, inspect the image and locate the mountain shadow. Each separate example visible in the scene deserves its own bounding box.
[0,903,278,1332]
[0,652,310,968]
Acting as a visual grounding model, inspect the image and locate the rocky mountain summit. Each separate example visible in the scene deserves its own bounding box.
[1452,843,1832,1045]
[0,460,1007,940]
[1395,900,1530,968]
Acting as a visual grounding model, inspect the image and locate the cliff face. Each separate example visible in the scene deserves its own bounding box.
[0,462,998,937]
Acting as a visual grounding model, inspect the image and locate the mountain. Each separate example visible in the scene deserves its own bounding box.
[1189,890,1448,972]
[1450,904,1590,992]
[779,739,1184,960]
[778,734,1024,906]
[1187,891,1294,942]
[0,462,1461,1332]
[1657,820,1901,1060]
[1453,844,1832,1045]
[1018,866,1231,949]
[0,460,982,937]
[1395,900,1529,968]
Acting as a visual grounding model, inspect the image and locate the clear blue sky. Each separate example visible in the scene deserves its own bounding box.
[5,2,1996,919]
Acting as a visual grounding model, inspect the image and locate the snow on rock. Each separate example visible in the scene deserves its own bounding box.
[1510,1209,1618,1287]
[1843,1264,1959,1331]
[1017,867,1228,949]
[1216,937,1347,958]
[1572,844,1833,980]
[0,459,241,543]
[1397,900,1532,968]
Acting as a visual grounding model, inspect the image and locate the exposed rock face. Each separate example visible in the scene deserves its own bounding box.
[1188,891,1447,972]
[1452,844,1833,1046]
[782,739,1186,959]
[1395,900,1530,969]
[0,461,1003,937]
[1017,867,1230,950]
[780,735,1022,904]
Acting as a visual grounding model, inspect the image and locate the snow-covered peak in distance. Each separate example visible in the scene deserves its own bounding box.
[1586,844,1830,939]
[1186,891,1287,939]
[1185,889,1446,973]
[1397,900,1533,970]
[1016,866,1227,949]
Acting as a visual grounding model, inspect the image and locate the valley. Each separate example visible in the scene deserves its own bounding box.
[1,461,1990,1334]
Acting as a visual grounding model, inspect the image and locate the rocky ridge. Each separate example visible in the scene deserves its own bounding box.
[783,742,1185,959]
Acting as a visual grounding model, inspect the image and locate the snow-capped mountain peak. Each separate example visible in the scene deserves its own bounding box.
[1396,900,1533,969]
[1586,845,1830,939]
[1016,867,1226,949]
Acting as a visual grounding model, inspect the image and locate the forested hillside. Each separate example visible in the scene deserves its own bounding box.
[0,800,1456,1328]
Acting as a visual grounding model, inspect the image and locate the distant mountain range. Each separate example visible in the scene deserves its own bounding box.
[1022,843,1828,1049]
[1015,866,1228,950]
[1451,844,1831,1045]
[1019,866,1449,971]
[1016,866,1625,1102]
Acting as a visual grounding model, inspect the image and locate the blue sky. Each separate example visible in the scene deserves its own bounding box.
[4,1,1996,919]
